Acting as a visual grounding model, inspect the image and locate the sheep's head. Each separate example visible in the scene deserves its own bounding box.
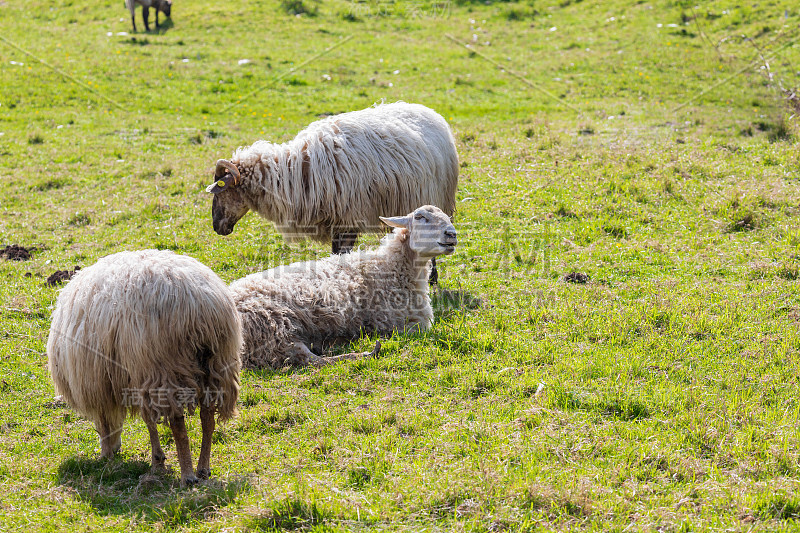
[160,0,172,16]
[207,159,249,236]
[380,205,457,258]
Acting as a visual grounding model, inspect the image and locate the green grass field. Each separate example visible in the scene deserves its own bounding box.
[2,0,800,530]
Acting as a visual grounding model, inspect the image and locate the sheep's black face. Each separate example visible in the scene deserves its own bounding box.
[211,189,250,236]
[161,0,172,17]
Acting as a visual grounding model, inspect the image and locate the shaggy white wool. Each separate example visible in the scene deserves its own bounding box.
[47,249,242,428]
[215,102,459,241]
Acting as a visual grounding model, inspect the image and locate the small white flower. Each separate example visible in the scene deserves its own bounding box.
[549,26,557,31]
[322,74,331,81]
[392,69,400,74]
[238,59,251,65]
[182,58,189,63]
[106,32,113,36]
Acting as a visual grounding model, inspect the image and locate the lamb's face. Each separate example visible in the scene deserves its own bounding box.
[161,0,172,16]
[211,188,250,236]
[381,205,457,258]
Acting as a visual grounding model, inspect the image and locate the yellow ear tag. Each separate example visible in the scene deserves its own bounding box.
[217,180,226,188]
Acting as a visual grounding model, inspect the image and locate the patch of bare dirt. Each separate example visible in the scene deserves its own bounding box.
[46,267,80,286]
[1,245,32,261]
[564,272,590,284]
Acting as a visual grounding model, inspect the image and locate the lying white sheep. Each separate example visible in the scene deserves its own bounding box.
[230,205,457,369]
[206,101,459,282]
[47,250,241,486]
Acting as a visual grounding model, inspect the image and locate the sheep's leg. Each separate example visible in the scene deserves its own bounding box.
[142,6,151,32]
[128,1,137,32]
[309,340,381,367]
[196,403,215,480]
[429,258,438,285]
[332,232,358,255]
[145,417,166,471]
[155,8,160,28]
[95,411,123,459]
[168,414,198,486]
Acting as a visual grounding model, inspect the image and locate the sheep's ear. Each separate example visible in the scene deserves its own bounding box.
[207,160,241,194]
[379,215,411,229]
[206,174,235,194]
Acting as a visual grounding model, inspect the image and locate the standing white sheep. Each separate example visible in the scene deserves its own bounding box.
[231,204,457,369]
[206,101,459,282]
[47,249,242,486]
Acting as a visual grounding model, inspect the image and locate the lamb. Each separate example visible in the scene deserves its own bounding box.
[47,249,241,486]
[230,204,457,369]
[206,101,459,283]
[126,0,172,32]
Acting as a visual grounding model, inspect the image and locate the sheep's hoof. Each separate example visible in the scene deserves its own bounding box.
[100,447,121,460]
[368,340,381,358]
[182,475,200,487]
[197,468,211,480]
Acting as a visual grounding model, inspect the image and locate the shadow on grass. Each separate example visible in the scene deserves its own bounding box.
[152,18,175,34]
[57,455,250,526]
[122,19,175,46]
[547,386,651,421]
[432,288,482,319]
[246,497,330,531]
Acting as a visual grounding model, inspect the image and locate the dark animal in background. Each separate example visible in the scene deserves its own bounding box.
[126,0,172,32]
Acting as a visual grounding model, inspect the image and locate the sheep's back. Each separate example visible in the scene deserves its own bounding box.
[302,102,457,223]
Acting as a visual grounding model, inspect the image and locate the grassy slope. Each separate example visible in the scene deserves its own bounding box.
[1,0,800,530]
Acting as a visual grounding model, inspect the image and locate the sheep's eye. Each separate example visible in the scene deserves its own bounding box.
[414,214,425,221]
